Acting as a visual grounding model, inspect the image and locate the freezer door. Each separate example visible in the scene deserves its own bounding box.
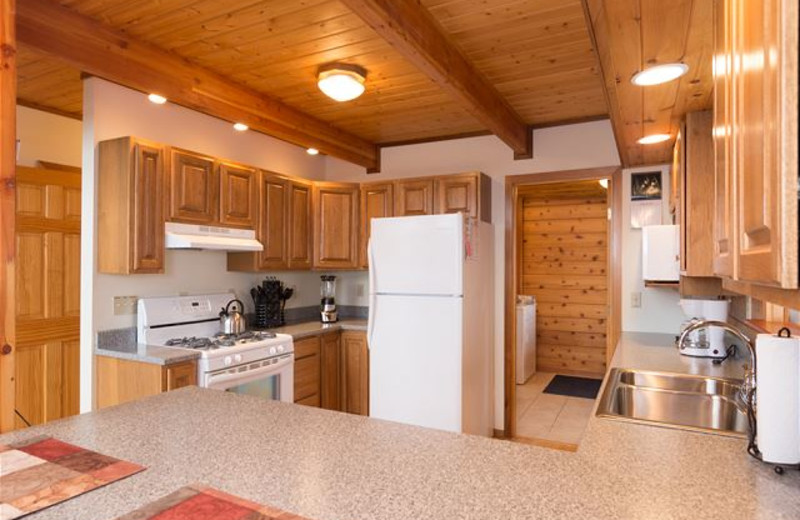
[370,214,463,296]
[369,294,462,432]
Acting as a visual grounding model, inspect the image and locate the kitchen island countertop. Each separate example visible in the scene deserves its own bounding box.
[2,332,799,520]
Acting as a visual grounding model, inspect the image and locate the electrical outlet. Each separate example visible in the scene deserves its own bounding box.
[113,296,138,315]
[356,284,365,298]
[631,292,642,308]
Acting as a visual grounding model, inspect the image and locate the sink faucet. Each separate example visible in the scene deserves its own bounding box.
[677,320,757,399]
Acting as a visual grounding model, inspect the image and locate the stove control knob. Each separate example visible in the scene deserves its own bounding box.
[224,356,232,366]
[269,347,277,355]
[277,345,284,353]
[234,354,243,363]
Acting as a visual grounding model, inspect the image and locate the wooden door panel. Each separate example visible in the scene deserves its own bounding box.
[341,331,369,416]
[314,184,359,268]
[261,174,289,269]
[17,183,44,216]
[16,233,44,320]
[133,144,165,273]
[395,179,434,216]
[436,175,477,217]
[14,339,78,427]
[360,183,393,268]
[64,187,81,221]
[288,181,313,269]
[320,332,341,411]
[64,234,81,316]
[169,149,217,224]
[219,162,257,229]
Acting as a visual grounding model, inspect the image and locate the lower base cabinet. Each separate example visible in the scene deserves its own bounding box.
[95,357,197,409]
[293,330,368,416]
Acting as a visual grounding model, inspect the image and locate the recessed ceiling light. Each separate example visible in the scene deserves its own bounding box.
[233,123,249,132]
[637,134,671,145]
[598,179,609,189]
[147,93,167,104]
[317,63,367,102]
[631,63,689,86]
[306,148,320,155]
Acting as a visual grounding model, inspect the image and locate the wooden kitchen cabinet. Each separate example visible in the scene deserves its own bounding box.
[293,336,321,406]
[98,136,166,274]
[218,161,258,229]
[677,111,715,277]
[95,357,197,409]
[394,179,435,216]
[434,172,492,223]
[360,182,394,267]
[320,332,342,411]
[227,171,290,271]
[168,148,218,224]
[313,182,360,269]
[288,179,314,269]
[341,331,369,416]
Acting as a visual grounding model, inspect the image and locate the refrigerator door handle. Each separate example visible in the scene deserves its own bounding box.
[367,238,376,349]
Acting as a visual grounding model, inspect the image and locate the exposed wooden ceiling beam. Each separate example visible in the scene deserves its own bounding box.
[340,0,533,159]
[16,0,380,170]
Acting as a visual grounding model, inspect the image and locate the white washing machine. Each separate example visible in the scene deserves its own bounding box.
[516,296,536,384]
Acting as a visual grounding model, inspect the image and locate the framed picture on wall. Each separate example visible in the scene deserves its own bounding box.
[631,171,663,200]
[630,171,663,228]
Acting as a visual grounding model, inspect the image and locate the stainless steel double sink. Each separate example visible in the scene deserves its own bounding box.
[596,368,749,437]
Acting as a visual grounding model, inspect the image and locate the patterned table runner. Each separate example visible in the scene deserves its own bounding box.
[115,484,312,520]
[0,436,145,520]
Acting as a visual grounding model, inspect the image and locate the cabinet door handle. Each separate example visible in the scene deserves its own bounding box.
[1,344,11,356]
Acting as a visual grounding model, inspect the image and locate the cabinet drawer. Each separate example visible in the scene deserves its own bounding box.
[294,354,320,403]
[294,336,320,359]
[164,362,197,391]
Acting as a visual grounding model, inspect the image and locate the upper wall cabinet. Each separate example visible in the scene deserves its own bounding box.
[98,137,166,274]
[168,149,218,225]
[288,179,314,269]
[313,182,360,269]
[218,161,258,229]
[395,179,435,216]
[712,0,798,289]
[435,172,491,223]
[360,182,394,268]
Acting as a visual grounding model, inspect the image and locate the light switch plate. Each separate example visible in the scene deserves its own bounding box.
[113,296,138,315]
[631,292,642,308]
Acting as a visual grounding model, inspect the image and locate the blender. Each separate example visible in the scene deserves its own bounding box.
[320,275,338,323]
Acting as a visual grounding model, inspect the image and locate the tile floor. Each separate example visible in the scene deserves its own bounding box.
[515,372,597,446]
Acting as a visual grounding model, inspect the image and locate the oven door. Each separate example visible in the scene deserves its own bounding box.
[204,354,294,403]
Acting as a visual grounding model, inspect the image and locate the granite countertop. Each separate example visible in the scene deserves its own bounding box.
[94,320,367,365]
[2,333,799,519]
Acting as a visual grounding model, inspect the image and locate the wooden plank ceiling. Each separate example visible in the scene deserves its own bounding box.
[15,0,713,166]
[583,0,714,165]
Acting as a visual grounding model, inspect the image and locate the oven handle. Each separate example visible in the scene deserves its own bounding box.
[206,355,293,388]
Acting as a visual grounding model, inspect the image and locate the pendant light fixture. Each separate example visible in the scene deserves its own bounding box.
[317,63,367,102]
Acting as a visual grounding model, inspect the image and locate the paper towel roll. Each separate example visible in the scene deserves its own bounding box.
[756,332,800,465]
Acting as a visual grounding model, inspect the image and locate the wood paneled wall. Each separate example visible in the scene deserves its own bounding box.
[520,182,608,377]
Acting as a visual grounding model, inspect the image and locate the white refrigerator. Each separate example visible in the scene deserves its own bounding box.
[367,213,494,436]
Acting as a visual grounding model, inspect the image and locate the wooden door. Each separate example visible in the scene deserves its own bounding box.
[683,111,715,277]
[519,181,609,377]
[15,166,81,427]
[288,179,313,269]
[219,161,257,229]
[320,332,342,411]
[734,0,797,288]
[168,148,218,224]
[132,142,166,273]
[359,182,393,268]
[341,331,369,416]
[394,179,434,216]
[712,0,735,278]
[313,182,359,269]
[435,174,477,218]
[259,172,289,269]
[293,336,321,406]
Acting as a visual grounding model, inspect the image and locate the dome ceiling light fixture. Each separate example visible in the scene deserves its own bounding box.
[233,122,249,132]
[637,133,672,145]
[306,148,320,155]
[147,93,167,104]
[631,63,689,86]
[317,63,367,102]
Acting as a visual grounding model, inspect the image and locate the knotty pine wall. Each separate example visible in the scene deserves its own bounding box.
[520,182,608,377]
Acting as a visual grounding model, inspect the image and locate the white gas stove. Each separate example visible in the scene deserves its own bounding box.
[138,293,294,402]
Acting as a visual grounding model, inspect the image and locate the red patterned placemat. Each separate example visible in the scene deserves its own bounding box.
[115,484,313,520]
[0,435,144,520]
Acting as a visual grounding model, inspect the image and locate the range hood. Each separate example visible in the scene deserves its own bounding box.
[165,222,263,252]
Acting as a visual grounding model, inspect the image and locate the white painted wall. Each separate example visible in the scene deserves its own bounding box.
[324,120,622,429]
[621,165,686,333]
[16,105,82,167]
[79,78,330,411]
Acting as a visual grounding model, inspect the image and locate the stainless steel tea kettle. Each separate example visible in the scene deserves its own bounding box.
[219,299,246,335]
